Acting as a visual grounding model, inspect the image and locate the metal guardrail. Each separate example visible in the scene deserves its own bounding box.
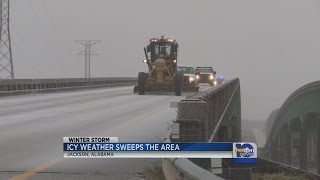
[162,138,224,180]
[0,77,137,97]
[163,79,241,180]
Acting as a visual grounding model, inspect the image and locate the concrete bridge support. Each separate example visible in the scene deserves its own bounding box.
[300,113,320,173]
[269,113,320,173]
[279,123,290,164]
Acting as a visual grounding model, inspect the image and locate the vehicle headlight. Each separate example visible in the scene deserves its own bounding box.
[209,75,214,80]
[143,59,147,63]
[189,77,194,82]
[213,80,218,86]
[195,75,200,79]
[173,60,177,63]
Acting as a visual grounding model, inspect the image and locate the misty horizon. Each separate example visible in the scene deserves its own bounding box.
[9,0,320,120]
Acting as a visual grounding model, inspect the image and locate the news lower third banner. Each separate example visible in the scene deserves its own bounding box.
[63,137,257,164]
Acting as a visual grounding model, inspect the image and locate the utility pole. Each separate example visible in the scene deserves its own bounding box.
[0,0,14,79]
[75,40,100,78]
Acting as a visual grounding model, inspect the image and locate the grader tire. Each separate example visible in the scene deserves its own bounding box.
[175,73,183,96]
[138,72,146,95]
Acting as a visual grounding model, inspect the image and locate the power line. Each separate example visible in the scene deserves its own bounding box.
[0,0,14,79]
[75,40,100,78]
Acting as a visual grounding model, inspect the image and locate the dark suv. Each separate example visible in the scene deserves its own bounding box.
[194,67,217,86]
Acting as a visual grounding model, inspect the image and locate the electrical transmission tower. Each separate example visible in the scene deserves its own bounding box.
[0,0,14,79]
[75,40,100,78]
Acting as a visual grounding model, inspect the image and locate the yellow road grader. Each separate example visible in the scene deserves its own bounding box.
[134,36,183,96]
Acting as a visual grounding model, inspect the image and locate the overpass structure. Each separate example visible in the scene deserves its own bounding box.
[264,81,320,174]
[0,78,241,179]
[1,77,319,179]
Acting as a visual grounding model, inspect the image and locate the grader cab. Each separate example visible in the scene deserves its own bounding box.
[135,36,183,96]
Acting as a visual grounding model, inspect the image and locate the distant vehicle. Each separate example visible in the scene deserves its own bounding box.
[213,76,226,86]
[177,65,199,92]
[194,67,217,86]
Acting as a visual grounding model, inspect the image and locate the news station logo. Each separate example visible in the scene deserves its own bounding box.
[232,142,257,164]
[235,143,254,158]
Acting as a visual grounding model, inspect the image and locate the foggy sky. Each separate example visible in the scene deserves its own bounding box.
[10,0,320,120]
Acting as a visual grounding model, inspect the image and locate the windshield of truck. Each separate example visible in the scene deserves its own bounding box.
[196,67,213,73]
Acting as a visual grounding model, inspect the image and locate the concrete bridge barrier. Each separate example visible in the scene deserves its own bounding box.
[0,77,137,97]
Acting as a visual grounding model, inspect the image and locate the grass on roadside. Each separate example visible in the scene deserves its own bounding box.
[143,161,166,180]
[253,172,307,180]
